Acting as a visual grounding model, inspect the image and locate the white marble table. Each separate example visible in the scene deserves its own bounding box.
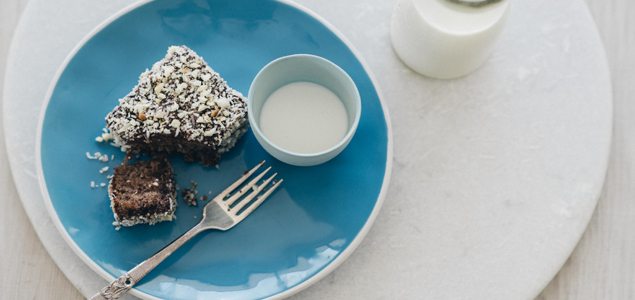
[1,0,633,299]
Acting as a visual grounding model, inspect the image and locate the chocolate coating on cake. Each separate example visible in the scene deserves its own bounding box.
[109,158,176,227]
[106,45,248,165]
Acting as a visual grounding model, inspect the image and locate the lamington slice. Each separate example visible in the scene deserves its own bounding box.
[109,158,176,228]
[106,45,248,166]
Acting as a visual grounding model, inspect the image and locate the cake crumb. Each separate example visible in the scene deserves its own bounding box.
[99,166,109,174]
[86,152,100,160]
[90,181,96,188]
[95,129,113,143]
[182,181,199,206]
[86,151,110,163]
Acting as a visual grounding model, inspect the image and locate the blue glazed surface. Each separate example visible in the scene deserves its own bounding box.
[41,0,388,299]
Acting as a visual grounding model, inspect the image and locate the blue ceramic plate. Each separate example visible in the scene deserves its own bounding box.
[37,0,391,299]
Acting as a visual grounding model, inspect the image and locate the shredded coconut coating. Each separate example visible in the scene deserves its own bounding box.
[105,45,247,155]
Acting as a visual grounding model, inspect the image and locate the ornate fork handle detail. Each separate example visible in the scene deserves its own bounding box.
[95,273,134,299]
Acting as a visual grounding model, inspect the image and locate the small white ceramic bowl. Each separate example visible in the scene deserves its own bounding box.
[248,54,361,166]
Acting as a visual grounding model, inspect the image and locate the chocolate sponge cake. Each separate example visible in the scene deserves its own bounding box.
[109,158,176,227]
[106,46,248,165]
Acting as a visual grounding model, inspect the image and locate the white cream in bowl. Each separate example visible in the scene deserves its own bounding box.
[259,82,349,154]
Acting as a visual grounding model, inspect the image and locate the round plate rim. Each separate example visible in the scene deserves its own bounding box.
[34,0,394,299]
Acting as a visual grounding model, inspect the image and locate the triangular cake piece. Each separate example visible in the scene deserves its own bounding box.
[106,46,248,165]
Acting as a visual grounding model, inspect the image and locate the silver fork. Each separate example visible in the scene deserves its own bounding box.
[90,161,283,300]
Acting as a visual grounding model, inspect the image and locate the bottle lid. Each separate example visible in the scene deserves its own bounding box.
[445,0,503,8]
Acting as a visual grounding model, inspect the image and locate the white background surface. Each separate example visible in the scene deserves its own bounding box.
[0,0,632,299]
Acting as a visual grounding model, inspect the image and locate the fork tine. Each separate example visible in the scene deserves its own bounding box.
[213,161,265,202]
[224,166,271,207]
[230,173,277,213]
[236,179,283,220]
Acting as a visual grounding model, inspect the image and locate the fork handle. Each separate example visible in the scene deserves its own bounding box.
[90,223,204,300]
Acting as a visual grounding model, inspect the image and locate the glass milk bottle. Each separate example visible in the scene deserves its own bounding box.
[391,0,509,79]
